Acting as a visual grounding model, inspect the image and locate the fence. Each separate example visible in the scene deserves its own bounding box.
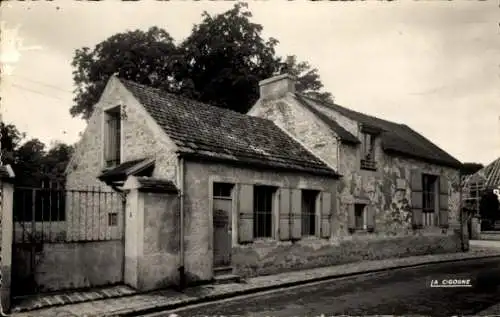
[11,186,126,297]
[13,187,125,243]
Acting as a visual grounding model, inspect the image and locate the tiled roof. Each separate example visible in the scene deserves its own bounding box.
[119,79,339,177]
[466,157,500,189]
[98,158,155,183]
[135,177,179,194]
[296,94,462,169]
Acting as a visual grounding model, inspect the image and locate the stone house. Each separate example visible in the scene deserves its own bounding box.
[248,74,466,253]
[65,74,466,290]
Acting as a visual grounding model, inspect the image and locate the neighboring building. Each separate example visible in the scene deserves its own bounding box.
[66,74,466,290]
[248,73,464,241]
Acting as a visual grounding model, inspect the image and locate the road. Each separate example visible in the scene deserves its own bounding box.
[149,257,500,317]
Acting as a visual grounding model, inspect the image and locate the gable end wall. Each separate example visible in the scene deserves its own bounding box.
[65,78,179,190]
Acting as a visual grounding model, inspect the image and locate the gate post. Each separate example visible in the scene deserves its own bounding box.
[122,176,180,291]
[0,165,15,312]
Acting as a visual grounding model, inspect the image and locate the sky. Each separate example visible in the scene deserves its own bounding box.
[0,1,499,166]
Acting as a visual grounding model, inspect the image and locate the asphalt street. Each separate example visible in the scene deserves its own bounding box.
[152,257,500,317]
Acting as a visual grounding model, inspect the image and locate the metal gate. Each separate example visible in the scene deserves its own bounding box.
[11,186,126,297]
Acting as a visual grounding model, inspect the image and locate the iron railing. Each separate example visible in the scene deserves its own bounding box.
[13,187,125,243]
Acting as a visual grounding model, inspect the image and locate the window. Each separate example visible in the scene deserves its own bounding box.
[301,190,319,236]
[213,182,234,198]
[104,107,121,168]
[422,174,438,226]
[360,132,376,170]
[253,185,275,238]
[354,203,366,230]
[108,212,118,227]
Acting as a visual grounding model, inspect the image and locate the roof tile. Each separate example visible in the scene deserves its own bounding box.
[296,94,462,168]
[119,79,339,177]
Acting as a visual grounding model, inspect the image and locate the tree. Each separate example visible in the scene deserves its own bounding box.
[71,27,178,120]
[1,122,25,165]
[279,55,334,104]
[13,138,46,187]
[42,142,74,184]
[71,2,334,118]
[175,2,279,113]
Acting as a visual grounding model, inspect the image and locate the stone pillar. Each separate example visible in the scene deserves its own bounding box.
[123,176,180,291]
[1,180,14,312]
[123,185,142,289]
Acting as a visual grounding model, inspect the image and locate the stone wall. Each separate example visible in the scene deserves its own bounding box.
[183,160,464,280]
[138,193,180,290]
[336,149,461,236]
[65,77,178,190]
[249,95,340,171]
[250,93,461,236]
[183,160,338,283]
[11,240,123,294]
[233,229,463,277]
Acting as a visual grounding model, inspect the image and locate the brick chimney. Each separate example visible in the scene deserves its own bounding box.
[259,73,296,100]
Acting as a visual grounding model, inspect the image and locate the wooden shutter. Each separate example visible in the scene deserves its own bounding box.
[279,188,291,241]
[366,204,375,232]
[115,115,121,161]
[347,203,356,231]
[238,184,254,243]
[439,176,449,228]
[411,170,423,229]
[320,192,332,238]
[290,189,302,239]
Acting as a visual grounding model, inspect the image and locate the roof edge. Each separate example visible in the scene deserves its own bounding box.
[293,94,360,144]
[178,151,341,179]
[383,148,462,169]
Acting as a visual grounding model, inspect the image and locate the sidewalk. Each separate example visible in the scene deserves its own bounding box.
[11,243,500,317]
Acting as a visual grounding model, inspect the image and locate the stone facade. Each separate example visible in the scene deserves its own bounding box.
[65,77,179,190]
[64,78,180,240]
[248,87,462,242]
[182,160,338,281]
[62,75,465,288]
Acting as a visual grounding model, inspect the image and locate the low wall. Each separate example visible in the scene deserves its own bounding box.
[479,231,500,241]
[232,229,464,278]
[12,240,123,294]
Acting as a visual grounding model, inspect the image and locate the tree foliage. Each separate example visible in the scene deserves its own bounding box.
[71,2,333,119]
[71,27,178,119]
[1,122,74,187]
[175,2,279,112]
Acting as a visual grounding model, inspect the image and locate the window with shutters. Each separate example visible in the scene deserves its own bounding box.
[360,132,377,171]
[422,174,438,226]
[354,203,366,230]
[104,106,122,168]
[301,190,319,236]
[253,185,276,238]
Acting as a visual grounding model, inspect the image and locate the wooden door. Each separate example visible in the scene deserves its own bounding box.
[213,197,232,267]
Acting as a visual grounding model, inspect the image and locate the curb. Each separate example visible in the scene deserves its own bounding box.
[109,253,500,317]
